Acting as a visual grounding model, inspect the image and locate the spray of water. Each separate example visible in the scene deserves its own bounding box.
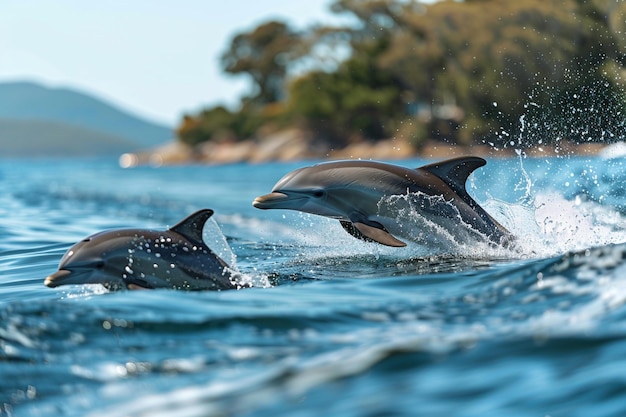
[202,217,271,288]
[476,71,626,257]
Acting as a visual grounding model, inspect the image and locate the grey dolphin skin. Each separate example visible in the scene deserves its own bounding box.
[45,209,241,291]
[253,156,513,248]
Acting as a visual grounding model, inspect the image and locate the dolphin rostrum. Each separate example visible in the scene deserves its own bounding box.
[45,209,243,291]
[252,156,513,248]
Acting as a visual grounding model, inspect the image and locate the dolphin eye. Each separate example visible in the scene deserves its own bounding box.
[312,190,325,198]
[95,262,105,269]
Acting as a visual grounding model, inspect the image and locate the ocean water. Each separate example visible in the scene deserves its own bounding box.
[1,154,626,417]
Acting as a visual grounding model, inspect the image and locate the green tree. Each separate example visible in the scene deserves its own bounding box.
[287,37,404,144]
[177,106,235,146]
[179,0,626,150]
[331,0,626,146]
[221,20,303,105]
[177,103,268,145]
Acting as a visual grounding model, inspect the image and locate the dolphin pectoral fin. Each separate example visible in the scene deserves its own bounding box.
[127,283,151,290]
[352,222,406,247]
[340,220,406,247]
[340,220,377,243]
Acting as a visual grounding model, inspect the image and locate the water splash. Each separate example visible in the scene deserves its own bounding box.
[479,74,626,258]
[492,76,626,155]
[202,217,237,268]
[483,190,626,259]
[203,217,271,289]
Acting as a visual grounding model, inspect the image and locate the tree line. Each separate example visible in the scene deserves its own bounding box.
[177,0,626,150]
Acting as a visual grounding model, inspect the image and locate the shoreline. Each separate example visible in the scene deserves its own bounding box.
[119,128,614,168]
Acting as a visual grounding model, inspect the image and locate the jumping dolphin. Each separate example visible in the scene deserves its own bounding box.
[45,209,242,291]
[253,156,513,248]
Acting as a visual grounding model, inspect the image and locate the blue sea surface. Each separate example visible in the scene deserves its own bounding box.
[1,154,626,417]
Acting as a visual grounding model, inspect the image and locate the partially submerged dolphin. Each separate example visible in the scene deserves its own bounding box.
[253,156,513,247]
[45,209,242,291]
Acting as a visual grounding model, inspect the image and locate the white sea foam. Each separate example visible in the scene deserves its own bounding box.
[487,192,626,257]
[599,141,626,160]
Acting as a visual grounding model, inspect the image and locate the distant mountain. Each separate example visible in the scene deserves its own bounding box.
[0,81,173,150]
[0,118,139,157]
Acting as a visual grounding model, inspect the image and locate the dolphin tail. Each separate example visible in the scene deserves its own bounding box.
[340,220,406,247]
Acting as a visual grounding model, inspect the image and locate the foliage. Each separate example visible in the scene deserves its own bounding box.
[178,0,626,148]
[177,104,265,146]
[221,20,305,105]
[287,38,404,144]
[337,0,626,145]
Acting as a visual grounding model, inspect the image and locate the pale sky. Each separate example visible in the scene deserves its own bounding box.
[0,1,344,126]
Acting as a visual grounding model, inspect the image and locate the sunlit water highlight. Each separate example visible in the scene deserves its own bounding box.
[1,155,626,417]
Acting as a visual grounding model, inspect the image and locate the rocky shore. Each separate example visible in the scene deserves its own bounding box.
[119,128,610,168]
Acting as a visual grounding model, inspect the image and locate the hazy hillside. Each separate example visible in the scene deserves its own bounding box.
[0,118,138,157]
[0,81,173,148]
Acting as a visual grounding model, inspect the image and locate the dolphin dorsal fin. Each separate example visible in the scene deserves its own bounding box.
[169,209,214,245]
[418,156,486,201]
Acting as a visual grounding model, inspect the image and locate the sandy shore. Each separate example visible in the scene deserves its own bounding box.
[119,128,611,168]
